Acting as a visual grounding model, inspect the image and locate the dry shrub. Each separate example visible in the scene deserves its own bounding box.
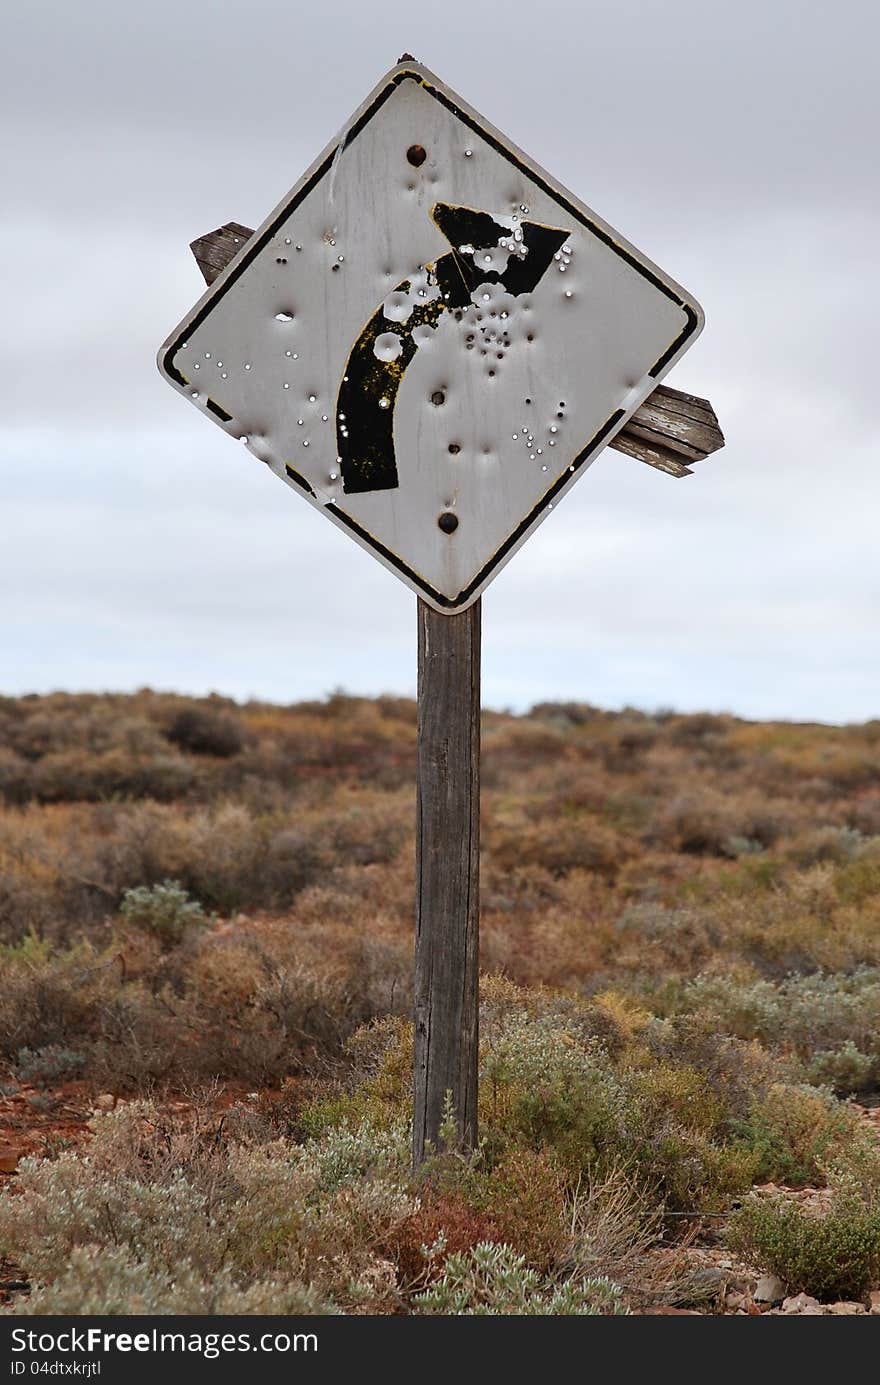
[489,816,625,879]
[560,1165,694,1309]
[165,706,245,757]
[652,785,787,856]
[390,1194,504,1290]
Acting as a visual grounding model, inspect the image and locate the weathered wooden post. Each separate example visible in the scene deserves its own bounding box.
[413,599,481,1161]
[162,55,723,1173]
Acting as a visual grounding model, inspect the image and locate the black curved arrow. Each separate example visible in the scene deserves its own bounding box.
[336,203,570,495]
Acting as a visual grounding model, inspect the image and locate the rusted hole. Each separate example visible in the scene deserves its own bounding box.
[448,443,461,455]
[407,144,427,166]
[438,512,458,533]
[431,390,445,406]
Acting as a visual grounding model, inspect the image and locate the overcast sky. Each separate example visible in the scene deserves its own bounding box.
[2,0,877,719]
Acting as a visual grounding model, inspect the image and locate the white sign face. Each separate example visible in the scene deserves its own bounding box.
[159,59,704,612]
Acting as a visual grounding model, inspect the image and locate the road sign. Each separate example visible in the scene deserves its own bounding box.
[159,54,721,1165]
[158,58,704,613]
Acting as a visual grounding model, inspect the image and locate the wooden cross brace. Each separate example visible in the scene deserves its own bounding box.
[191,222,724,478]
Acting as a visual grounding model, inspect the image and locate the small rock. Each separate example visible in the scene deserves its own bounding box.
[689,1266,729,1295]
[755,1274,786,1305]
[783,1293,822,1314]
[0,1149,20,1174]
[724,1290,752,1311]
[94,1094,115,1111]
[868,1290,880,1315]
[827,1301,864,1314]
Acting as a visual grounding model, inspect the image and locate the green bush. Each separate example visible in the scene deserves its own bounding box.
[120,879,208,946]
[727,1193,880,1301]
[806,1042,876,1096]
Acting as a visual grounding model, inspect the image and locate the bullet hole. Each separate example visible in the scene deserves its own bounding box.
[448,443,461,455]
[275,312,294,322]
[525,397,532,405]
[406,144,427,166]
[438,512,458,533]
[276,257,287,264]
[431,390,445,406]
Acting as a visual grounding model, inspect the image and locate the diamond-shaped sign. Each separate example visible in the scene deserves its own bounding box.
[158,59,703,612]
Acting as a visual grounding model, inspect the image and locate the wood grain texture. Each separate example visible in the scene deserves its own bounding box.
[190,225,724,474]
[190,223,255,286]
[413,598,480,1165]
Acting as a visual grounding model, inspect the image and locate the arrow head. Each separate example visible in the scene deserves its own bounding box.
[431,202,570,297]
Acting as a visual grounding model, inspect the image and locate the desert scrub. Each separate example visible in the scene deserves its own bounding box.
[413,1242,628,1315]
[676,969,880,1081]
[0,929,383,1088]
[13,1044,86,1086]
[806,1042,876,1096]
[730,1082,860,1187]
[0,1102,414,1314]
[164,705,245,758]
[727,1192,880,1302]
[13,1246,331,1316]
[120,879,209,946]
[314,981,758,1213]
